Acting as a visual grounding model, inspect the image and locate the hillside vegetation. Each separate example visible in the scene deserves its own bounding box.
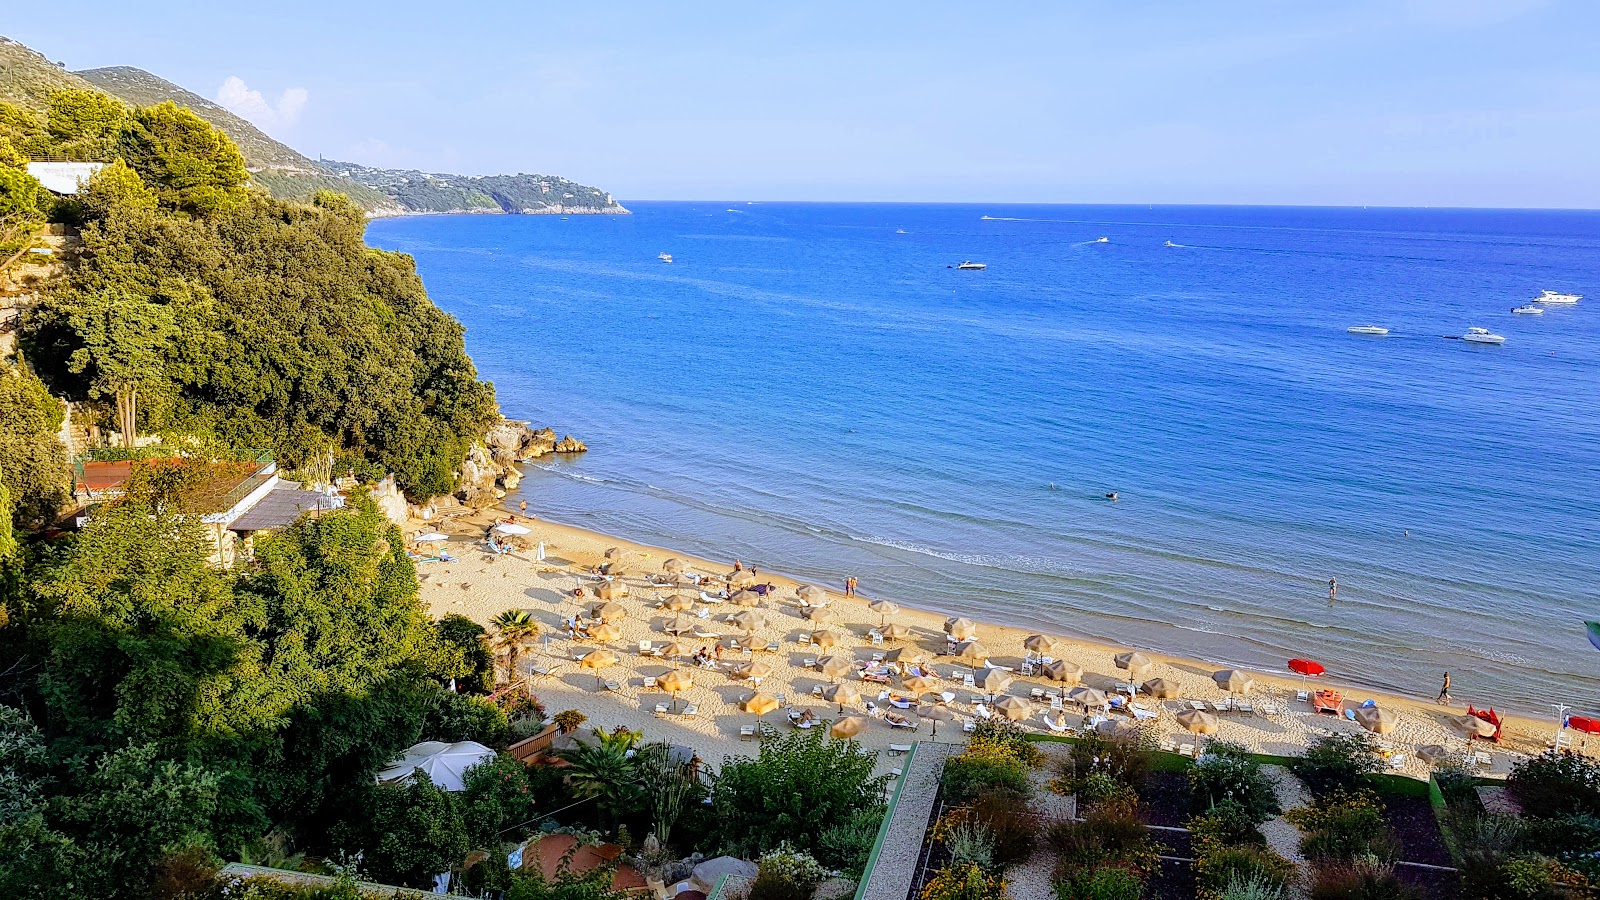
[0,36,101,112]
[323,158,628,215]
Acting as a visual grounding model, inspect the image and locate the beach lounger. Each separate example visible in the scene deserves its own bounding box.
[872,651,885,661]
[1236,702,1255,715]
[886,715,917,730]
[962,674,977,688]
[654,703,668,717]
[870,631,884,646]
[876,690,891,702]
[1160,738,1177,752]
[941,691,957,705]
[638,640,658,656]
[974,704,993,720]
[740,725,756,740]
[812,684,824,696]
[1131,705,1158,721]
[682,704,699,717]
[798,633,812,646]
[766,642,780,652]
[603,680,620,692]
[889,767,904,777]
[803,657,816,668]
[1210,701,1229,713]
[1088,714,1109,727]
[1030,688,1045,701]
[1044,715,1070,733]
[699,591,721,604]
[1179,743,1196,757]
[1473,751,1492,768]
[890,697,915,709]
[1188,700,1207,711]
[1388,753,1408,771]
[888,743,913,756]
[1050,695,1063,710]
[962,720,977,733]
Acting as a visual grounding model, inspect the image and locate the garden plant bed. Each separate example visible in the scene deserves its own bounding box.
[1382,793,1454,868]
[1393,864,1462,900]
[1143,858,1196,900]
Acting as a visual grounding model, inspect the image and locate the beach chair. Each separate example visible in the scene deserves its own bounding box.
[654,703,668,717]
[889,767,904,778]
[1388,753,1408,771]
[803,657,816,668]
[798,633,813,647]
[766,642,780,652]
[1296,690,1311,702]
[877,689,892,702]
[962,674,977,688]
[1188,700,1207,711]
[1210,701,1229,713]
[740,724,756,740]
[872,651,886,661]
[941,691,957,705]
[1160,737,1177,752]
[812,684,824,696]
[603,680,620,692]
[870,631,884,646]
[888,743,913,756]
[962,720,977,733]
[1050,695,1063,710]
[692,626,721,638]
[974,704,993,720]
[887,715,917,730]
[638,640,658,656]
[699,591,720,605]
[1473,751,1492,768]
[1236,701,1255,715]
[1131,704,1158,721]
[1179,743,1196,757]
[1029,688,1045,701]
[682,704,699,717]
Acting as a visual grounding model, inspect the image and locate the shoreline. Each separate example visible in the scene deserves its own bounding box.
[413,502,1559,769]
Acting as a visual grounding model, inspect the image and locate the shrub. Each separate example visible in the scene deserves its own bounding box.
[944,821,996,872]
[1508,752,1600,819]
[1287,789,1397,864]
[943,724,1038,803]
[1190,800,1268,848]
[1496,854,1591,899]
[1193,845,1297,900]
[1216,871,1287,900]
[936,787,1037,867]
[421,688,510,746]
[1520,813,1600,883]
[1053,866,1143,900]
[1293,733,1381,798]
[748,845,826,900]
[816,808,885,878]
[1075,772,1138,816]
[1068,731,1152,791]
[1190,744,1280,823]
[920,862,1008,900]
[1307,860,1419,900]
[1048,807,1159,884]
[553,710,587,733]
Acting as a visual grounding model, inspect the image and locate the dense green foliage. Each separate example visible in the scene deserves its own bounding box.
[942,719,1041,803]
[1292,732,1383,798]
[1508,751,1600,819]
[1286,789,1398,863]
[1189,742,1281,823]
[0,363,70,527]
[321,159,624,214]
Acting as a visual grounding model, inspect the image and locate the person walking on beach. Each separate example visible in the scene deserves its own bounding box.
[1437,672,1451,705]
[734,559,743,573]
[519,500,527,515]
[845,576,857,598]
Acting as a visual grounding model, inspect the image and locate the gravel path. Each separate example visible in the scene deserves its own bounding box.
[1005,743,1075,900]
[1260,764,1311,897]
[859,741,956,900]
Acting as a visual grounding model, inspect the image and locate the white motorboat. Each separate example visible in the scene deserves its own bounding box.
[896,229,907,234]
[1094,236,1109,243]
[1164,240,1178,247]
[956,261,987,270]
[1461,327,1505,344]
[658,252,673,263]
[1535,290,1581,304]
[1512,305,1544,315]
[1347,325,1390,335]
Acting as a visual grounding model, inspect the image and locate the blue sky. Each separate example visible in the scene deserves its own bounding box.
[8,1,1599,206]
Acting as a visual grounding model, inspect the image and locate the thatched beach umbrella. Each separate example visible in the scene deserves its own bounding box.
[729,569,757,588]
[994,696,1032,722]
[980,669,1013,697]
[953,641,989,663]
[1042,659,1084,684]
[732,660,771,681]
[589,623,622,643]
[1417,744,1448,765]
[662,558,685,574]
[663,594,695,612]
[605,547,623,560]
[797,585,826,604]
[1068,686,1108,709]
[675,572,700,586]
[665,614,696,635]
[596,580,628,601]
[726,635,758,652]
[590,601,627,622]
[824,683,861,711]
[660,640,690,666]
[816,654,854,680]
[1141,678,1179,699]
[579,650,618,687]
[1451,714,1497,740]
[1115,651,1153,676]
[901,675,938,696]
[742,692,779,719]
[600,562,628,577]
[1356,706,1399,735]
[811,629,843,649]
[1024,634,1061,655]
[802,606,834,623]
[1096,718,1140,740]
[1212,669,1256,695]
[729,590,763,608]
[657,670,693,711]
[830,716,866,739]
[920,704,959,737]
[881,623,913,642]
[884,647,923,667]
[1177,708,1220,734]
[869,599,900,623]
[730,610,768,632]
[945,617,978,641]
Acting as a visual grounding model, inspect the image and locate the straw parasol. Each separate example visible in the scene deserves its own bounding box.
[803,606,835,623]
[675,572,700,587]
[729,590,763,607]
[1177,708,1220,734]
[732,660,771,681]
[727,635,758,652]
[1451,714,1497,739]
[730,610,768,632]
[600,562,629,577]
[881,623,913,641]
[742,692,780,718]
[1212,669,1257,694]
[1042,659,1084,684]
[1356,706,1399,735]
[1096,718,1140,740]
[1068,686,1108,709]
[659,640,690,665]
[830,716,866,739]
[596,580,628,601]
[953,641,989,663]
[796,585,826,604]
[657,670,693,711]
[868,599,900,623]
[662,558,685,574]
[993,696,1033,722]
[980,669,1013,696]
[591,601,628,622]
[901,675,938,696]
[578,650,618,687]
[811,629,843,649]
[945,617,978,641]
[816,654,854,680]
[1141,677,1179,699]
[823,683,861,712]
[1115,651,1153,675]
[665,614,696,635]
[920,704,959,737]
[729,569,757,587]
[663,594,695,612]
[1417,744,1448,765]
[884,647,923,665]
[589,623,623,643]
[605,547,623,560]
[1024,634,1061,655]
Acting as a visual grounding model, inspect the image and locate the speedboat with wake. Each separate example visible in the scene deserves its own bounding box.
[658,252,673,263]
[1347,325,1389,335]
[1164,240,1178,247]
[1512,305,1544,315]
[1094,236,1109,243]
[956,261,987,270]
[1535,290,1581,304]
[1461,327,1505,344]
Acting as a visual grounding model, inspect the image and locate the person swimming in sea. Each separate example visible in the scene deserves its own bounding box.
[1106,492,1118,502]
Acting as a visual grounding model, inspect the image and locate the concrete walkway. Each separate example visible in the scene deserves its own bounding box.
[858,740,956,900]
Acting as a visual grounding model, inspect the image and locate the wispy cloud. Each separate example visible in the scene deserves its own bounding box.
[215,76,308,133]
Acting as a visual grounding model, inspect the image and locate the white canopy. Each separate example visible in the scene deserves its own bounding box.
[494,522,532,535]
[414,532,449,543]
[377,740,496,791]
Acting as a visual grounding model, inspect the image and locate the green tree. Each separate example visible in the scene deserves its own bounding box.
[461,752,537,847]
[0,364,69,528]
[63,286,177,446]
[46,89,128,159]
[0,102,47,158]
[332,773,468,888]
[491,608,540,683]
[436,613,496,694]
[118,101,247,215]
[74,158,158,223]
[0,136,26,168]
[561,727,645,831]
[0,165,43,220]
[709,728,889,860]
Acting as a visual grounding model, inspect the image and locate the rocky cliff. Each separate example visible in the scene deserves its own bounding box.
[452,419,588,508]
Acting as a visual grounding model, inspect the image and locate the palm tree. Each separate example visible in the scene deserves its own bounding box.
[490,609,539,684]
[561,727,645,829]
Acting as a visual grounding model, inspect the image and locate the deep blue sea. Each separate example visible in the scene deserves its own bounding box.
[368,202,1600,716]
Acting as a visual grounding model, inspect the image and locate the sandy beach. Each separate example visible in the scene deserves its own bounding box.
[413,505,1560,773]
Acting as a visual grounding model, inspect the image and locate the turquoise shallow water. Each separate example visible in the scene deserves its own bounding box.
[368,202,1600,715]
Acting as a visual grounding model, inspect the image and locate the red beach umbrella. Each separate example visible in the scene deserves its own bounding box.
[1288,658,1326,690]
[1568,715,1600,750]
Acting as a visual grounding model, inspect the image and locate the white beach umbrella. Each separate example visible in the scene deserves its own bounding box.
[377,740,496,791]
[414,532,449,543]
[494,522,531,535]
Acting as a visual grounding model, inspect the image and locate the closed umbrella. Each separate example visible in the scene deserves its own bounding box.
[1356,706,1399,735]
[662,558,685,574]
[663,594,695,612]
[1068,686,1108,709]
[1213,669,1257,694]
[743,692,779,718]
[666,614,696,635]
[657,670,693,711]
[811,629,843,648]
[729,590,763,607]
[803,606,834,623]
[830,716,865,739]
[589,623,622,643]
[1177,708,1220,734]
[881,623,913,641]
[579,650,618,687]
[1024,634,1061,655]
[1096,718,1140,740]
[1042,659,1083,684]
[954,641,989,663]
[729,569,757,587]
[921,704,959,737]
[494,522,531,535]
[730,611,768,632]
[591,602,627,622]
[945,617,978,641]
[1141,678,1179,699]
[604,547,623,560]
[869,599,900,623]
[732,660,771,681]
[824,683,861,711]
[797,585,826,604]
[994,696,1033,722]
[596,580,628,601]
[901,675,938,696]
[980,669,1013,697]
[816,654,854,680]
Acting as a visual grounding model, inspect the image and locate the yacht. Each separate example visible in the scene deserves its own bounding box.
[1512,305,1544,315]
[896,229,907,234]
[956,261,987,270]
[658,252,673,263]
[1346,325,1390,335]
[1094,236,1109,243]
[1164,240,1178,247]
[1462,327,1505,344]
[1535,290,1581,304]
